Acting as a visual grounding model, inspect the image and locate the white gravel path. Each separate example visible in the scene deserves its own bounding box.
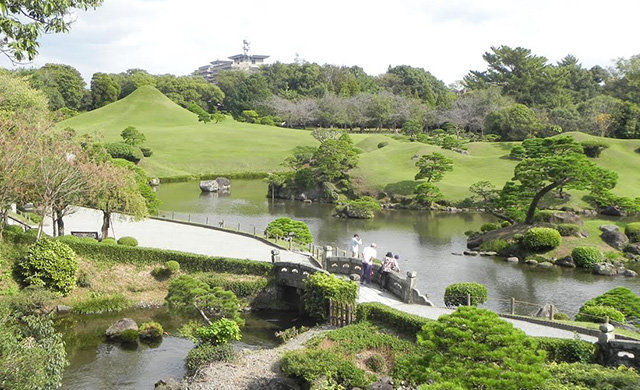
[42,207,310,264]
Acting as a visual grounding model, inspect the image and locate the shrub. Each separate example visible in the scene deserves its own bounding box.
[281,349,369,389]
[480,222,501,232]
[335,196,381,219]
[4,225,23,234]
[139,146,153,157]
[509,145,525,159]
[545,362,640,390]
[575,305,625,323]
[105,142,143,163]
[532,210,555,223]
[536,335,597,363]
[185,343,235,375]
[100,237,117,245]
[165,260,180,274]
[571,246,603,269]
[166,276,243,323]
[500,220,511,228]
[117,236,138,246]
[479,239,509,253]
[139,321,164,340]
[76,270,91,288]
[555,223,581,237]
[553,312,570,321]
[71,292,132,314]
[19,238,78,295]
[580,287,640,321]
[119,329,139,344]
[195,318,241,345]
[444,282,488,307]
[580,140,609,158]
[365,354,386,373]
[303,272,358,320]
[625,222,640,243]
[275,326,310,344]
[265,217,313,244]
[356,302,430,337]
[522,227,561,252]
[377,141,389,149]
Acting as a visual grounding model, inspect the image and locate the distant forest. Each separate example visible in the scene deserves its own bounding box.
[11,45,640,141]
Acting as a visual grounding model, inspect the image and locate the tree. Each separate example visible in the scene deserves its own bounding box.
[120,126,146,146]
[381,65,453,107]
[311,134,358,183]
[414,183,443,207]
[90,72,120,108]
[0,0,103,62]
[402,119,423,138]
[414,152,453,182]
[484,103,543,141]
[469,181,498,204]
[509,136,618,224]
[609,101,640,139]
[440,87,512,137]
[28,64,85,110]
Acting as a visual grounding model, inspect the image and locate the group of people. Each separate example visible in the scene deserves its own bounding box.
[350,234,400,291]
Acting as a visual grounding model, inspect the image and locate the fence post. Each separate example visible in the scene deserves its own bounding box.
[466,293,471,307]
[237,223,240,231]
[403,271,417,303]
[254,226,256,236]
[172,211,174,220]
[510,297,515,315]
[188,214,191,222]
[288,239,292,251]
[206,217,209,225]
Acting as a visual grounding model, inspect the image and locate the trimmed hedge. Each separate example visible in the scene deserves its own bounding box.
[105,142,143,163]
[575,305,625,324]
[117,236,138,247]
[522,227,562,252]
[19,238,78,295]
[356,302,430,337]
[444,282,488,307]
[580,287,640,321]
[56,237,273,276]
[571,246,603,269]
[535,337,597,363]
[303,272,358,320]
[625,222,640,243]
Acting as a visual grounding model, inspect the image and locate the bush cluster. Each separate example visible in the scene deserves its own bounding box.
[105,142,143,163]
[356,302,430,337]
[195,318,241,345]
[71,292,132,314]
[265,217,313,244]
[116,236,138,247]
[152,260,181,279]
[625,222,640,243]
[521,227,562,252]
[281,349,370,388]
[579,287,640,321]
[545,362,640,390]
[535,336,597,363]
[303,272,358,320]
[571,246,603,269]
[335,196,381,219]
[185,343,235,375]
[554,223,581,237]
[197,273,269,298]
[575,304,625,323]
[165,275,243,323]
[444,282,488,307]
[479,239,510,254]
[532,210,555,223]
[19,238,78,295]
[480,222,501,232]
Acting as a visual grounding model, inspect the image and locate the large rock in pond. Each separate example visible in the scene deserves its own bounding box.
[555,256,576,268]
[599,225,629,250]
[549,212,583,225]
[106,318,138,339]
[592,262,618,276]
[199,180,219,193]
[215,177,231,192]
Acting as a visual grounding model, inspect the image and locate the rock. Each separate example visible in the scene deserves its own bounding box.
[538,261,554,269]
[106,318,138,339]
[506,256,519,263]
[479,251,498,256]
[533,304,554,319]
[149,178,160,186]
[262,378,301,390]
[56,304,71,314]
[215,177,231,191]
[579,231,590,238]
[625,243,640,255]
[463,250,478,256]
[451,252,463,256]
[367,376,394,390]
[624,269,638,277]
[592,262,618,276]
[599,225,629,250]
[525,259,538,265]
[199,180,219,192]
[555,256,576,268]
[600,206,622,216]
[155,378,181,390]
[549,212,583,225]
[350,273,361,282]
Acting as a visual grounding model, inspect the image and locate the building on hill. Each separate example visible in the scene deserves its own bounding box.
[195,40,269,83]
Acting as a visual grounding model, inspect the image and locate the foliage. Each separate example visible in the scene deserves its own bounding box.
[116,236,138,247]
[104,142,144,163]
[575,305,625,323]
[118,329,139,344]
[303,272,358,320]
[120,126,146,146]
[335,196,381,219]
[555,223,581,237]
[480,222,500,232]
[140,146,153,157]
[165,275,243,323]
[533,210,555,223]
[19,238,78,295]
[579,287,640,321]
[544,362,640,390]
[521,227,562,252]
[377,141,389,149]
[400,307,547,389]
[413,182,444,207]
[414,152,453,183]
[100,237,117,245]
[443,282,488,307]
[138,321,164,340]
[365,354,386,373]
[186,102,212,123]
[571,246,603,269]
[479,239,509,253]
[624,222,640,243]
[185,343,235,375]
[275,326,310,344]
[165,260,180,274]
[265,217,313,244]
[580,140,609,158]
[195,318,241,345]
[535,335,596,364]
[71,291,131,314]
[90,72,120,108]
[484,103,543,140]
[281,349,370,388]
[356,302,431,337]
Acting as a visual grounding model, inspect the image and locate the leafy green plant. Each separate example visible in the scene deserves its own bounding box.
[356,302,430,337]
[444,282,488,307]
[579,287,640,321]
[281,349,370,389]
[555,223,581,237]
[105,142,143,163]
[165,260,180,273]
[185,343,235,375]
[532,210,555,223]
[165,275,243,323]
[571,246,603,269]
[71,292,132,314]
[195,318,241,345]
[139,321,164,340]
[480,222,501,232]
[334,196,381,219]
[116,236,138,247]
[119,329,139,344]
[479,239,509,253]
[575,305,625,324]
[553,312,570,321]
[364,354,386,373]
[265,217,313,244]
[303,272,358,320]
[536,335,596,363]
[19,238,78,295]
[377,141,389,149]
[100,237,117,245]
[580,140,609,158]
[275,325,310,344]
[521,227,561,252]
[545,362,640,390]
[625,222,640,243]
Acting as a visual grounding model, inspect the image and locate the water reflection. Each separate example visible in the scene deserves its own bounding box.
[157,180,640,316]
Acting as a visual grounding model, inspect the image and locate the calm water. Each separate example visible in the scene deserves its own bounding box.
[157,179,640,316]
[58,308,307,390]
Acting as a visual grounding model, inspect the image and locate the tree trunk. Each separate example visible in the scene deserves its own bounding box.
[56,213,65,237]
[101,211,111,239]
[524,179,570,224]
[52,215,57,237]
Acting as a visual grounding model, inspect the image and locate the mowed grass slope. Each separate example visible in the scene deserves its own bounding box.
[62,87,640,204]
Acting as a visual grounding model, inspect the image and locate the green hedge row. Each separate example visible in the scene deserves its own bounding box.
[356,302,430,337]
[58,236,273,276]
[535,337,597,364]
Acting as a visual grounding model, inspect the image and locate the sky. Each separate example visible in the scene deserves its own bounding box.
[5,0,640,85]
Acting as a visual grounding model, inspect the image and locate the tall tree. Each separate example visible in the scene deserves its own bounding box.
[29,64,85,110]
[484,103,543,141]
[0,0,103,62]
[414,152,453,182]
[381,65,453,107]
[90,72,120,108]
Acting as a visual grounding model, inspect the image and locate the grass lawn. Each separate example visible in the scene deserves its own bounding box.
[61,87,640,206]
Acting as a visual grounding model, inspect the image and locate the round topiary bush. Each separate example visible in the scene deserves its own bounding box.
[377,141,389,149]
[444,282,488,307]
[265,217,313,244]
[571,246,603,269]
[500,220,512,228]
[480,223,501,232]
[105,142,143,163]
[139,322,164,340]
[117,236,138,247]
[553,312,570,321]
[625,222,640,243]
[140,146,153,157]
[522,227,562,252]
[165,260,180,274]
[19,238,78,295]
[101,237,117,245]
[576,305,625,324]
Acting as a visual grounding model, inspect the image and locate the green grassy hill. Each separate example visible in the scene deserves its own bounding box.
[61,87,640,206]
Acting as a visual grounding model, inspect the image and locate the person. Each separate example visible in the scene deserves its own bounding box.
[350,234,362,258]
[361,243,377,285]
[380,252,400,291]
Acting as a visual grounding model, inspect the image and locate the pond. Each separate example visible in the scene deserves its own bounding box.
[58,307,308,390]
[157,179,640,316]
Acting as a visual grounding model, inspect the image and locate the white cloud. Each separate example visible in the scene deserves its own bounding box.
[6,0,640,84]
